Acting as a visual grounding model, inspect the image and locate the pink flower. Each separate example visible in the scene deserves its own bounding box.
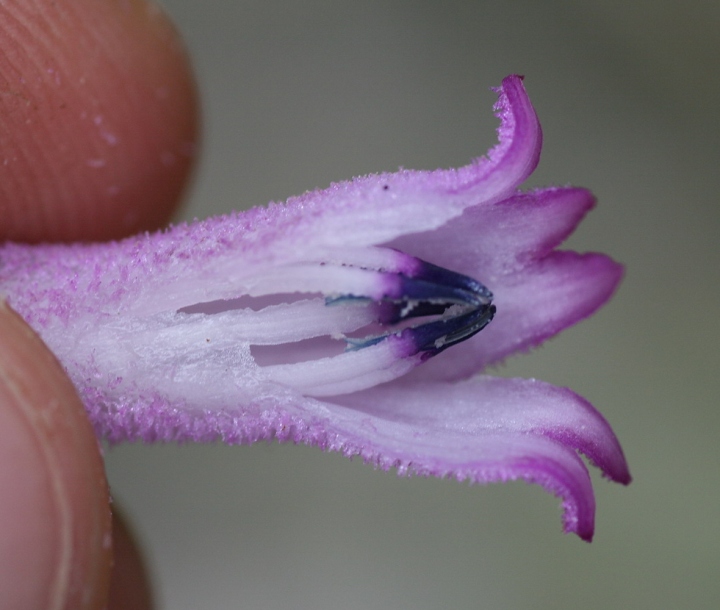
[0,75,629,541]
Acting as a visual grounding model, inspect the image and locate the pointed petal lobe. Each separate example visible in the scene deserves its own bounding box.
[81,375,627,541]
[391,187,623,380]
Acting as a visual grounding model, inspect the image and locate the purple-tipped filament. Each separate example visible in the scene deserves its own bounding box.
[245,250,495,397]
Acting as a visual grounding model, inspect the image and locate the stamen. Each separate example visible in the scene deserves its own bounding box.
[407,304,496,356]
[180,298,378,345]
[405,260,493,304]
[346,304,494,351]
[248,252,495,396]
[170,248,495,397]
[262,334,418,396]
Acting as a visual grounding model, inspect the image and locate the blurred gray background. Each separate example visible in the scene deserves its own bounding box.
[104,1,720,608]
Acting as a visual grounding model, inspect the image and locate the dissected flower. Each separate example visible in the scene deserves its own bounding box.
[0,75,629,540]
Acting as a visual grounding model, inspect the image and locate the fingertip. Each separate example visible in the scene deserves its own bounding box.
[0,302,112,609]
[0,0,199,242]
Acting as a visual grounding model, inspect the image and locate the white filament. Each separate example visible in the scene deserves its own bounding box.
[80,252,428,402]
[263,338,418,397]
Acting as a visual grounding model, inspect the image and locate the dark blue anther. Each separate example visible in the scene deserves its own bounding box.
[408,260,493,304]
[408,304,496,356]
[327,256,495,355]
[394,275,487,309]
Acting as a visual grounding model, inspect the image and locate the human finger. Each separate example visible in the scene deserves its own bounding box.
[0,301,112,609]
[0,0,199,243]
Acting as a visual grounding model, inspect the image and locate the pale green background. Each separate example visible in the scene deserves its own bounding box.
[104,1,720,608]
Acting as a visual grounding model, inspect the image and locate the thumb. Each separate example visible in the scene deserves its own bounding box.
[0,301,112,609]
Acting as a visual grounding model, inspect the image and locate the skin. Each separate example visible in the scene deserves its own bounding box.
[0,1,198,608]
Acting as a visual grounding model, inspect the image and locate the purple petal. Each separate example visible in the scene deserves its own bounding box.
[329,376,630,486]
[84,375,627,541]
[281,74,542,251]
[392,187,597,274]
[393,187,623,380]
